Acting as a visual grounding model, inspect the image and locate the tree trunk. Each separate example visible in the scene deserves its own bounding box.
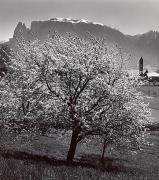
[101,139,107,163]
[67,127,80,163]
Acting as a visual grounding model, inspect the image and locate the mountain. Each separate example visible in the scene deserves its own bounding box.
[8,18,159,69]
[127,31,159,67]
[9,19,130,48]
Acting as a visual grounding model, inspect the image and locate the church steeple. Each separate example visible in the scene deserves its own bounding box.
[139,57,143,76]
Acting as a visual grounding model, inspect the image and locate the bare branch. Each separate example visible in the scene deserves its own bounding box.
[73,78,90,104]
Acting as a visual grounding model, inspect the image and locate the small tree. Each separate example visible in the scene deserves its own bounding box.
[98,80,150,162]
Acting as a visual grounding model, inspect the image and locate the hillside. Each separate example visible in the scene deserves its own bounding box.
[8,18,159,69]
[127,31,159,67]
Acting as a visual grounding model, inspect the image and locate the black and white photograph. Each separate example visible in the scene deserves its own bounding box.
[0,0,159,179]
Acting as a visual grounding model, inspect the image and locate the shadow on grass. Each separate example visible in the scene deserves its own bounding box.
[78,153,126,172]
[0,148,124,173]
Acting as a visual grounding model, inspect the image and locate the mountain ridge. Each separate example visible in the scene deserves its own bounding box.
[8,18,159,68]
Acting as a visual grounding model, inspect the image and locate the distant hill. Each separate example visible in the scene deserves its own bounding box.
[127,31,159,67]
[8,18,159,69]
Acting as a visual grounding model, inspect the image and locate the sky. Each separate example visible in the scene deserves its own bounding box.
[0,0,159,41]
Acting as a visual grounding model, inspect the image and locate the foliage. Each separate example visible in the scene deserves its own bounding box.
[0,44,11,77]
[91,74,151,160]
[0,40,50,137]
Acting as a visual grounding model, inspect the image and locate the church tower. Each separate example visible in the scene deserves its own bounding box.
[139,57,143,76]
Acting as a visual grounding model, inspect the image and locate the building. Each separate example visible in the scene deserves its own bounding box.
[139,57,159,85]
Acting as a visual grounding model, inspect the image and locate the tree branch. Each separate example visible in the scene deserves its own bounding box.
[44,73,65,102]
[73,78,90,104]
[72,74,82,102]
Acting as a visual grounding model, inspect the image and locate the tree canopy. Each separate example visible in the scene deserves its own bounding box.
[0,33,150,162]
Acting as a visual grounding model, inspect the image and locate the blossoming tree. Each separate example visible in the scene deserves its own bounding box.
[0,32,150,162]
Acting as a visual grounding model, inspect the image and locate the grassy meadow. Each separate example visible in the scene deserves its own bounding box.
[0,130,159,179]
[0,86,159,180]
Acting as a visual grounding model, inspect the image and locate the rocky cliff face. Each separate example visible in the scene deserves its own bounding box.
[9,18,131,47]
[8,18,159,68]
[9,22,34,47]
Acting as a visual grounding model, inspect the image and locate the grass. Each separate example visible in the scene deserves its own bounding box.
[0,157,156,180]
[0,91,159,179]
[0,130,159,179]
